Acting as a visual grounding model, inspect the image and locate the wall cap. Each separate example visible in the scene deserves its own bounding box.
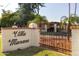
[70,25,79,29]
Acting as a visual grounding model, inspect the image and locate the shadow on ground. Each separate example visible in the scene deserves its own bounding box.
[4,46,45,56]
[3,46,66,56]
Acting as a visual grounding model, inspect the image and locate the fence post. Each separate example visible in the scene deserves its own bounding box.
[71,25,79,56]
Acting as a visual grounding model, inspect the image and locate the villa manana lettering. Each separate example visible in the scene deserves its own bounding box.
[13,31,26,37]
[9,39,29,46]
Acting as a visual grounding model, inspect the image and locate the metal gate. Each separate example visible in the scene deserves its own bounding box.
[40,32,71,55]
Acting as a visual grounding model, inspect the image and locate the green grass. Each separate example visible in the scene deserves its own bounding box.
[0,33,5,56]
[0,34,2,52]
[34,50,66,56]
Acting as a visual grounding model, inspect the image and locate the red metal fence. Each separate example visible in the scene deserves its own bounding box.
[40,35,71,55]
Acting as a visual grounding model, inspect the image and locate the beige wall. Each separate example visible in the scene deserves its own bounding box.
[72,29,79,56]
[1,28,40,52]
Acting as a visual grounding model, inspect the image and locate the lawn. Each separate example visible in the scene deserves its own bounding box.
[0,33,66,56]
[34,50,66,56]
[0,33,5,56]
[0,34,2,52]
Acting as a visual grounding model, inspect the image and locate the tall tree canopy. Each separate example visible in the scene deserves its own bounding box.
[18,3,45,25]
[0,3,46,27]
[62,15,79,25]
[28,15,48,25]
[0,10,21,27]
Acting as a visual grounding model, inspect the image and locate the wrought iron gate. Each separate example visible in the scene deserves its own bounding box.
[39,31,71,55]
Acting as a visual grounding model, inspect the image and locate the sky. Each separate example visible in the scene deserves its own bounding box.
[0,0,79,22]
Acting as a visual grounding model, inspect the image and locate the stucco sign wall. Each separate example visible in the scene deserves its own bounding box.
[1,28,40,52]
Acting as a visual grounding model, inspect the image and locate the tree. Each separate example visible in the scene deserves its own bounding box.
[1,10,21,27]
[31,3,45,15]
[1,3,45,27]
[63,15,79,25]
[18,3,45,26]
[28,15,48,26]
